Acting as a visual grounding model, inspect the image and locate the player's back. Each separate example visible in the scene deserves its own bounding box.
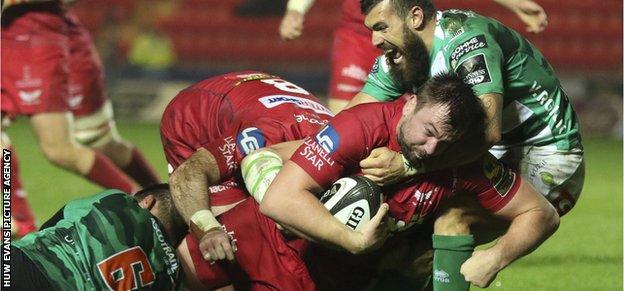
[161,71,333,165]
[13,190,180,290]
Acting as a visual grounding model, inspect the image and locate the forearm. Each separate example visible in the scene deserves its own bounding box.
[489,207,559,269]
[169,149,221,224]
[260,162,360,252]
[261,187,356,251]
[170,164,212,224]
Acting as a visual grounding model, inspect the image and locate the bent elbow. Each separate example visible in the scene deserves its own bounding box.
[168,171,182,197]
[548,206,561,233]
[259,195,279,219]
[486,131,502,146]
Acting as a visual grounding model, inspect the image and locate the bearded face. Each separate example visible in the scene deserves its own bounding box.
[384,24,431,91]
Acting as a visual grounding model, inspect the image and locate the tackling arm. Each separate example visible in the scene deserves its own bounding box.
[460,179,560,287]
[169,148,221,225]
[260,160,390,254]
[169,148,238,262]
[279,0,315,40]
[493,0,548,33]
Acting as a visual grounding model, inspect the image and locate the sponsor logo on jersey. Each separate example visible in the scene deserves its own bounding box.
[219,136,237,171]
[450,35,488,62]
[18,89,42,104]
[209,180,239,193]
[258,95,333,116]
[370,58,380,74]
[455,54,492,86]
[236,127,266,156]
[483,155,516,197]
[298,137,336,171]
[434,269,451,283]
[68,94,84,108]
[294,113,329,126]
[315,125,340,153]
[413,189,433,204]
[151,218,179,274]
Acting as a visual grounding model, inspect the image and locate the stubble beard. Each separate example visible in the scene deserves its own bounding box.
[387,25,431,91]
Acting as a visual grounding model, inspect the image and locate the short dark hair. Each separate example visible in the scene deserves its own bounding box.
[134,183,185,230]
[361,0,436,21]
[414,72,486,141]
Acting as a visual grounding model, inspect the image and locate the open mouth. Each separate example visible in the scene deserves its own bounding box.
[385,49,404,65]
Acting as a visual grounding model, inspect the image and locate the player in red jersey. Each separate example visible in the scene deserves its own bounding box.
[63,9,161,188]
[259,73,559,289]
[161,71,333,290]
[279,0,548,113]
[1,1,159,237]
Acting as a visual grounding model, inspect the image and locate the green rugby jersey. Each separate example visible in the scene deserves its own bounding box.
[362,10,581,150]
[14,190,181,290]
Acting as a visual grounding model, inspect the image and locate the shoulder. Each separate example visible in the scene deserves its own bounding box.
[341,101,402,127]
[439,10,500,58]
[65,190,143,218]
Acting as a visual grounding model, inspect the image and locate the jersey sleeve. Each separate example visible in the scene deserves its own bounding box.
[202,118,288,180]
[290,111,372,188]
[361,55,405,101]
[448,33,504,96]
[455,154,521,213]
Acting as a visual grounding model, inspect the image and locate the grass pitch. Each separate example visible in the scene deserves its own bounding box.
[5,119,622,290]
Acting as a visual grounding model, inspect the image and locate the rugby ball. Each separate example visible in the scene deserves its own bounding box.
[319,175,383,232]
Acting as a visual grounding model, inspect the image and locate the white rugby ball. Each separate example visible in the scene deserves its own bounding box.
[320,175,383,232]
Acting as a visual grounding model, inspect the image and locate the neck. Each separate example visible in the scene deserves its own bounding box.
[418,16,438,53]
[163,223,185,247]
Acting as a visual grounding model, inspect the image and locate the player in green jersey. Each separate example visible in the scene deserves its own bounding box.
[343,0,584,289]
[11,184,187,290]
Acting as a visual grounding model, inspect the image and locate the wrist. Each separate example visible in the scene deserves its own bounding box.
[344,231,364,254]
[190,209,222,239]
[286,0,313,14]
[487,245,510,271]
[402,154,424,176]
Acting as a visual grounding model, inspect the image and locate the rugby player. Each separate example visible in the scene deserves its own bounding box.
[162,71,334,289]
[259,73,560,290]
[344,1,583,287]
[11,184,186,290]
[1,0,160,236]
[279,0,547,112]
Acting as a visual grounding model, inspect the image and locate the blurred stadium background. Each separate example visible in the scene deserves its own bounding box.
[5,0,622,290]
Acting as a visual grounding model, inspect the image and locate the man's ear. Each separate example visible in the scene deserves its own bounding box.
[138,194,156,210]
[403,94,418,115]
[406,6,425,30]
